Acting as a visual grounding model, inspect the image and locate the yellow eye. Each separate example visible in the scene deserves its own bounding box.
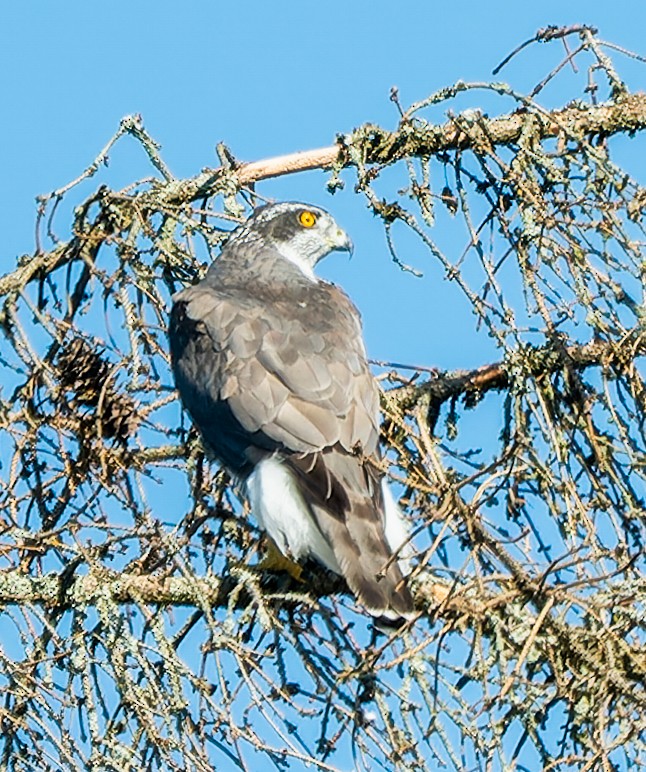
[298,210,317,228]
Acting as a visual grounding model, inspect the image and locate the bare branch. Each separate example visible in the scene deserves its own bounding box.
[392,328,646,413]
[162,92,646,203]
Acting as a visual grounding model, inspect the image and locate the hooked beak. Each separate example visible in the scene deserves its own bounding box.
[329,226,354,256]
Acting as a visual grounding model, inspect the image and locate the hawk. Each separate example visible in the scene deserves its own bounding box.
[169,202,414,622]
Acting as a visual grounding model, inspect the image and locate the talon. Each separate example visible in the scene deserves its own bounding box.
[258,537,304,582]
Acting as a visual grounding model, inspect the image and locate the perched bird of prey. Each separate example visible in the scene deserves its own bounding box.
[169,202,414,622]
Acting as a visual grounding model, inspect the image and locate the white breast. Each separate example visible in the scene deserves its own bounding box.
[245,456,412,577]
[245,456,340,572]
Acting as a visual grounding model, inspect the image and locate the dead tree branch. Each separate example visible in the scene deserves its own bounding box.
[392,327,646,415]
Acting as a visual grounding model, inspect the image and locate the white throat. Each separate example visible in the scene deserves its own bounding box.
[275,241,318,282]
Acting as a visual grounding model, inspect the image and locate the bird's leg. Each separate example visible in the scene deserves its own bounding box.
[258,536,304,582]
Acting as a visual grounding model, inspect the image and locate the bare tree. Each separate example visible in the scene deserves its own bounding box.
[0,26,644,771]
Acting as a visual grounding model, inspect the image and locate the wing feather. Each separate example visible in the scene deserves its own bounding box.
[170,279,380,461]
[288,450,414,620]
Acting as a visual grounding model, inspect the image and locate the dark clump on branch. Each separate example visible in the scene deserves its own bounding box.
[56,338,139,441]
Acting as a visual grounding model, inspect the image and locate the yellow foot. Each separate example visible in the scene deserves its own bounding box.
[258,538,304,583]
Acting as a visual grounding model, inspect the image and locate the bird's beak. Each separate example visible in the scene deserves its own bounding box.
[330,226,354,256]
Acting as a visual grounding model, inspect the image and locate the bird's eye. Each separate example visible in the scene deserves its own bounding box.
[298,210,317,228]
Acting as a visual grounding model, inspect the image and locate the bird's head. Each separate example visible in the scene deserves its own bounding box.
[229,202,353,281]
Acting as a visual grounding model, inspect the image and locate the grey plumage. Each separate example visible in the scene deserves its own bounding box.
[169,202,414,622]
